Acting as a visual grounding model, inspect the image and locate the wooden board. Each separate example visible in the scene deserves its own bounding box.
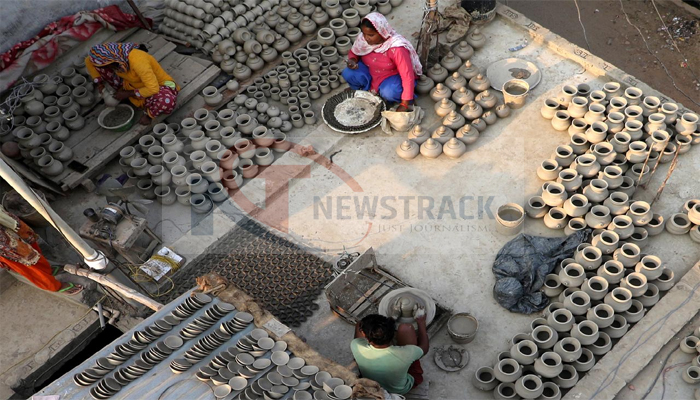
[19,29,221,191]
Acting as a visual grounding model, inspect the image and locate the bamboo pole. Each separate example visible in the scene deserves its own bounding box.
[64,264,164,311]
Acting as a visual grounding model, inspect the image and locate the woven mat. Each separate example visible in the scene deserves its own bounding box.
[161,217,334,327]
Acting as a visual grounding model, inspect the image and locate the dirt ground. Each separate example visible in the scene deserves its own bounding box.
[506,0,700,111]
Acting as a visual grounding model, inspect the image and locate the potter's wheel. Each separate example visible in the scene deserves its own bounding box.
[322,90,386,134]
[377,288,436,325]
[486,58,541,91]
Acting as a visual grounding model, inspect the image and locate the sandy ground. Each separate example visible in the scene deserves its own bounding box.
[506,0,700,111]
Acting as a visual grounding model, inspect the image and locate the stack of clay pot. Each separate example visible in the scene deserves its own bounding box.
[679,327,700,389]
[160,0,392,81]
[528,81,699,236]
[473,241,675,399]
[397,35,511,161]
[665,199,700,242]
[1,63,98,177]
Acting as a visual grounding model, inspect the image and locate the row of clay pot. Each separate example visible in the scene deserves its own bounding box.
[397,39,515,161]
[0,67,100,173]
[665,199,700,242]
[119,109,294,209]
[679,328,700,387]
[472,240,675,399]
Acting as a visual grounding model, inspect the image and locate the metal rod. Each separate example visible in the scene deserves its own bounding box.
[0,160,108,270]
[641,138,670,190]
[127,0,152,30]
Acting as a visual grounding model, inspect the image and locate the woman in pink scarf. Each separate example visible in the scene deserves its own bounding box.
[342,12,422,112]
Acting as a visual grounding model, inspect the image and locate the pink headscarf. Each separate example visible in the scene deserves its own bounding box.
[351,12,423,76]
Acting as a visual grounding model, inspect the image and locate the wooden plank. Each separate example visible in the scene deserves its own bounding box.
[59,64,220,190]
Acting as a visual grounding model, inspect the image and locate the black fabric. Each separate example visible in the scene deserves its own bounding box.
[492,231,590,314]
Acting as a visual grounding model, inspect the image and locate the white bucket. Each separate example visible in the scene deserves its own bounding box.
[503,79,530,109]
[496,203,525,236]
[448,313,479,344]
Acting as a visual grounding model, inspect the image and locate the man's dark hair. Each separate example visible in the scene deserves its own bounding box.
[360,314,396,346]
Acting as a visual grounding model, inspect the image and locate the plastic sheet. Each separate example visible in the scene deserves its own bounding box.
[492,231,589,314]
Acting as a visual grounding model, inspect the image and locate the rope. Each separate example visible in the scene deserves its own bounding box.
[1,77,41,130]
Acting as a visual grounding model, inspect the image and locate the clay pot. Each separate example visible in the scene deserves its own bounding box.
[510,340,538,365]
[608,215,634,240]
[394,140,420,160]
[534,352,563,379]
[586,302,614,329]
[592,230,619,255]
[37,155,63,176]
[621,272,648,297]
[445,72,467,91]
[190,194,213,214]
[455,124,479,145]
[525,196,548,219]
[540,98,560,120]
[494,383,518,400]
[564,218,586,236]
[468,74,490,92]
[443,138,467,159]
[544,207,568,230]
[342,8,361,28]
[466,28,486,48]
[571,153,598,178]
[553,337,582,363]
[430,83,452,102]
[584,204,613,231]
[543,274,564,297]
[638,283,660,308]
[621,299,645,323]
[452,41,474,61]
[419,138,442,159]
[472,367,498,391]
[407,126,430,144]
[416,75,435,95]
[645,214,665,236]
[683,367,700,385]
[601,315,628,340]
[675,112,699,134]
[604,287,632,313]
[441,52,463,72]
[531,325,558,350]
[571,320,599,346]
[458,60,479,80]
[574,244,603,270]
[542,182,567,207]
[557,169,582,193]
[515,375,543,399]
[559,263,584,288]
[460,101,482,121]
[613,243,641,268]
[442,111,465,130]
[494,359,522,383]
[582,179,609,203]
[563,291,591,316]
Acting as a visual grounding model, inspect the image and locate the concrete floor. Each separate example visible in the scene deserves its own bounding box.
[39,2,700,400]
[0,281,93,398]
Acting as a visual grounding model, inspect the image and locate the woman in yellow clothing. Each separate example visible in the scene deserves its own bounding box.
[85,42,179,125]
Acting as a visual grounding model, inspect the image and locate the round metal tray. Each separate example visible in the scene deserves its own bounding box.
[486,58,542,91]
[321,90,386,134]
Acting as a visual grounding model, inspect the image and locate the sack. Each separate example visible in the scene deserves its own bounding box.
[380,106,424,134]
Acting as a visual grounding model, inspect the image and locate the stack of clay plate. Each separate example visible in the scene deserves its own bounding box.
[219,312,251,336]
[113,359,154,386]
[170,293,212,321]
[179,303,233,340]
[181,325,234,366]
[89,377,122,399]
[73,368,109,387]
[169,358,193,374]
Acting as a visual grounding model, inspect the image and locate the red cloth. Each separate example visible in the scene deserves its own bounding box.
[1,242,61,292]
[408,359,424,388]
[349,47,416,101]
[0,5,149,92]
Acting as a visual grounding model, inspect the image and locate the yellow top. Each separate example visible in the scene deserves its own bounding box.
[85,49,177,106]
